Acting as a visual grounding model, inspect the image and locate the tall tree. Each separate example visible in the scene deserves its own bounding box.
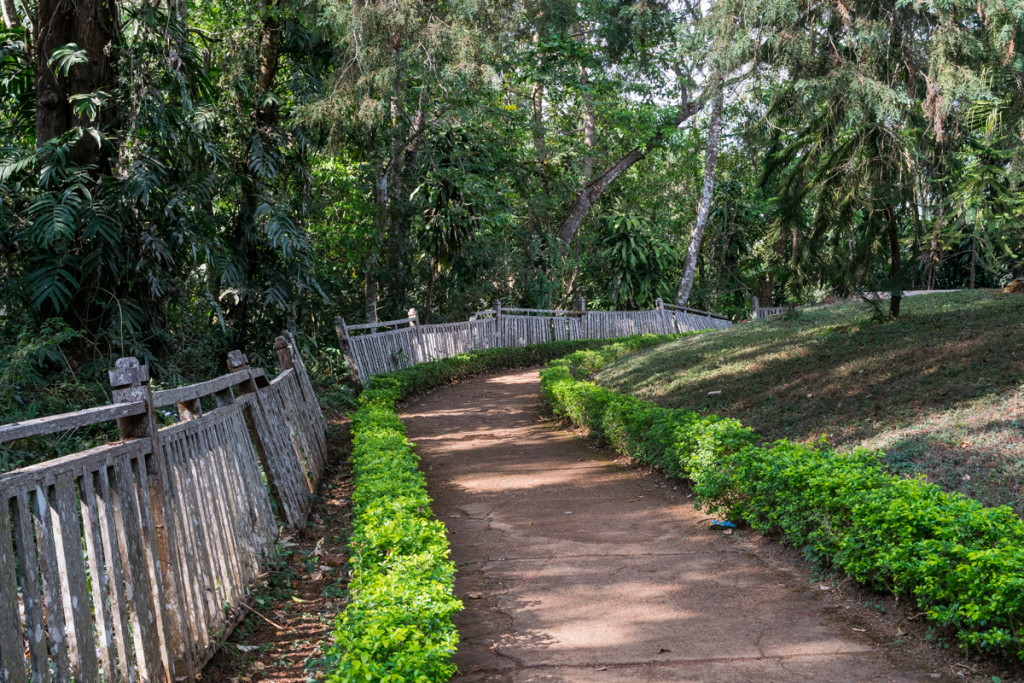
[35,0,118,163]
[676,86,724,305]
[549,0,715,247]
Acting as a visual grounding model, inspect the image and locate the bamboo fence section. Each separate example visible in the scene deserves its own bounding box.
[0,332,328,681]
[336,298,732,383]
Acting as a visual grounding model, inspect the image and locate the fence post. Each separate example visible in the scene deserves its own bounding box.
[274,337,295,372]
[408,307,427,364]
[334,317,363,386]
[576,296,587,339]
[108,358,183,681]
[226,351,258,396]
[494,299,502,349]
[656,297,671,335]
[752,296,760,320]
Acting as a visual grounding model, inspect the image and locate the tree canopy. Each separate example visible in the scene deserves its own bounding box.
[1,0,1022,392]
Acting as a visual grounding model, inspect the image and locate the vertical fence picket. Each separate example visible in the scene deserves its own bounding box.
[0,496,26,683]
[95,466,134,681]
[34,484,72,682]
[111,455,163,681]
[79,473,117,682]
[13,490,49,683]
[53,472,100,681]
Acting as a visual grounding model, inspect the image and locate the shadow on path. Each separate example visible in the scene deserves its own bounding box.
[403,369,949,682]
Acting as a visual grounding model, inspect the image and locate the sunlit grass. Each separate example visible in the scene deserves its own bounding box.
[596,291,1024,514]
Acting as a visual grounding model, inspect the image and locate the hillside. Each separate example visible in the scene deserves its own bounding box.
[595,291,1024,515]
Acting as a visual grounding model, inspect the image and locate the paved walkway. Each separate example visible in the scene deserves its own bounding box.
[402,369,942,682]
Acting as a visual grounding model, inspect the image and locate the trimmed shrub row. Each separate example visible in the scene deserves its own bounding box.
[540,341,1024,661]
[326,387,461,682]
[329,335,678,681]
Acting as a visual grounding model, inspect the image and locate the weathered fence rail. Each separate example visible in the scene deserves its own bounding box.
[336,298,733,383]
[0,333,327,681]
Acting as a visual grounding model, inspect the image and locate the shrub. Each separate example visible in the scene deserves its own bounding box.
[540,340,1024,661]
[327,399,461,682]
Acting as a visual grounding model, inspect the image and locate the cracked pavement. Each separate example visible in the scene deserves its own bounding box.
[401,369,946,682]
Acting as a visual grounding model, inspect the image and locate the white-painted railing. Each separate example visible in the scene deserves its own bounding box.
[336,298,732,384]
[0,333,327,681]
[752,296,785,320]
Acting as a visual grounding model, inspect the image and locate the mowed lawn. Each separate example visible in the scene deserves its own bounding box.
[595,291,1024,515]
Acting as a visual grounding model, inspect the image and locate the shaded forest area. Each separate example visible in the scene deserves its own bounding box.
[2,0,1023,432]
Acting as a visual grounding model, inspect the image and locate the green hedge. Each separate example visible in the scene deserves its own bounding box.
[540,340,1024,660]
[326,388,461,682]
[329,335,679,681]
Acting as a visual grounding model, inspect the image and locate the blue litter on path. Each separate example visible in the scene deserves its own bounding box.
[711,520,736,529]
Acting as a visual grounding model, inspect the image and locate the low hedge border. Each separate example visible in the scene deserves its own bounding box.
[327,335,679,681]
[540,340,1024,661]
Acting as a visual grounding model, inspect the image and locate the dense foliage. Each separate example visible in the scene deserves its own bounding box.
[330,384,461,682]
[4,0,1023,407]
[541,338,1024,660]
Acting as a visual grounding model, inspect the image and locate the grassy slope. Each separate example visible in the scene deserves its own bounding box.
[595,291,1024,515]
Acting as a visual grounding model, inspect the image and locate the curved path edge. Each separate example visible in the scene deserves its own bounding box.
[402,369,948,682]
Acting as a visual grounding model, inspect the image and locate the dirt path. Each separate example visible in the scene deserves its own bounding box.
[402,369,953,683]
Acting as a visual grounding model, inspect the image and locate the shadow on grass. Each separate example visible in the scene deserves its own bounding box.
[595,291,1024,513]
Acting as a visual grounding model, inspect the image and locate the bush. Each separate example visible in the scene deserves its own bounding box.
[327,398,461,682]
[540,340,1024,661]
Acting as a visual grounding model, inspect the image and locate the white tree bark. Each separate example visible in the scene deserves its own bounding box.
[676,87,725,305]
[1,0,20,28]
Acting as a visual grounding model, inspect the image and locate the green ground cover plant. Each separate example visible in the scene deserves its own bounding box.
[541,338,1024,661]
[327,391,461,682]
[329,335,676,681]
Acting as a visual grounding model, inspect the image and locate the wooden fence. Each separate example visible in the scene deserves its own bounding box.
[336,298,732,383]
[0,333,327,682]
[752,296,784,319]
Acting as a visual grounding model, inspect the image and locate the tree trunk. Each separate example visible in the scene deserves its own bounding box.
[969,234,977,290]
[532,81,545,168]
[364,245,379,322]
[227,0,284,341]
[167,0,186,20]
[676,89,724,306]
[386,101,426,313]
[70,0,118,163]
[531,30,546,172]
[887,205,902,319]
[923,223,941,289]
[365,30,406,326]
[1,0,20,29]
[256,0,282,111]
[381,30,413,316]
[366,172,386,323]
[758,274,774,307]
[34,0,74,145]
[556,92,705,246]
